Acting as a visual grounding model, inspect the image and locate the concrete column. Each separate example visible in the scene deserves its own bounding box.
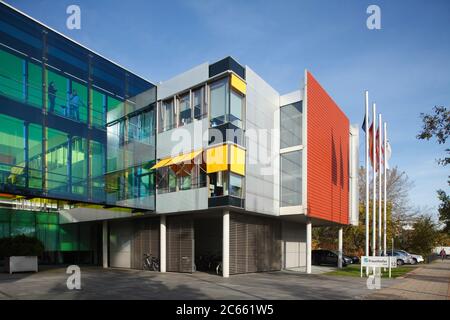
[306,219,312,274]
[222,210,230,278]
[160,215,166,273]
[102,220,108,268]
[338,227,343,269]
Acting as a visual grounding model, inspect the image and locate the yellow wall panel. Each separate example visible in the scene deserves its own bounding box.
[206,145,228,173]
[230,74,246,95]
[230,145,245,176]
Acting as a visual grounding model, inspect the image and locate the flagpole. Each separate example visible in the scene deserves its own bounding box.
[383,122,388,256]
[378,114,382,256]
[364,91,369,267]
[372,103,376,258]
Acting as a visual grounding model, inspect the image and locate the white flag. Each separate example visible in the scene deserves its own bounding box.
[385,140,392,169]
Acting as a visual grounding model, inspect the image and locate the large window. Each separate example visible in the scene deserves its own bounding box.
[230,90,244,128]
[158,99,175,132]
[178,92,191,126]
[193,87,206,120]
[280,102,302,148]
[229,173,243,197]
[280,150,302,206]
[209,78,228,127]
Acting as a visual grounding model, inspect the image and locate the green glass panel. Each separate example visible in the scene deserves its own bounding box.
[71,137,87,195]
[28,124,43,189]
[59,224,78,251]
[46,128,68,193]
[92,89,105,128]
[27,62,42,108]
[0,114,25,187]
[79,224,92,251]
[46,70,68,115]
[71,81,88,123]
[0,49,24,102]
[36,223,59,251]
[107,96,122,112]
[10,211,36,237]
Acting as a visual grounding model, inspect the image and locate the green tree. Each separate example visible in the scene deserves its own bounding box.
[407,216,439,261]
[417,106,450,170]
[437,190,450,233]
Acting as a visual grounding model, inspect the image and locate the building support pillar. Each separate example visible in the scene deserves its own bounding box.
[306,218,312,274]
[102,220,108,268]
[338,227,343,269]
[222,210,230,278]
[160,215,166,273]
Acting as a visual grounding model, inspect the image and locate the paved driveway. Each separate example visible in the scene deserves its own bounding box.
[0,266,392,300]
[366,259,450,300]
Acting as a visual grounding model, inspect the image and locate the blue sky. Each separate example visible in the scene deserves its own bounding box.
[6,0,449,217]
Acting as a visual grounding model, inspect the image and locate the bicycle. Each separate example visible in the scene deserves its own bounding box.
[143,253,160,271]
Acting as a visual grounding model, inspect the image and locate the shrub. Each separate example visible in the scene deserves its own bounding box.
[0,235,44,257]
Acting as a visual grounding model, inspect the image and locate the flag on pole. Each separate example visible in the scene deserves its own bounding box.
[376,126,384,171]
[385,140,392,169]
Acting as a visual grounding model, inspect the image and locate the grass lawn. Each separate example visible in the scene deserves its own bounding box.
[325,264,418,278]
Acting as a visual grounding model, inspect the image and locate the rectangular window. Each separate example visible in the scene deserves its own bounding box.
[27,61,42,108]
[280,150,302,206]
[0,49,24,102]
[0,114,25,188]
[178,92,191,126]
[158,99,175,132]
[280,101,302,148]
[70,80,88,123]
[209,78,228,127]
[193,87,206,120]
[92,89,106,128]
[46,69,68,116]
[229,173,243,198]
[230,90,243,128]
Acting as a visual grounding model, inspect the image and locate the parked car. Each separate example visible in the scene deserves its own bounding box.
[396,250,424,264]
[346,255,360,264]
[383,250,414,265]
[312,250,352,267]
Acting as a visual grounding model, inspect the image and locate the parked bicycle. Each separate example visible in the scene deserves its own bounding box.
[143,253,160,271]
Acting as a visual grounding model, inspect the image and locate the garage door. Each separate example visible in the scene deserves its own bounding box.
[167,215,194,273]
[131,218,160,270]
[229,213,281,274]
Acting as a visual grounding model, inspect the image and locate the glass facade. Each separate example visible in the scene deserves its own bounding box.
[0,4,156,210]
[280,150,302,206]
[280,101,302,149]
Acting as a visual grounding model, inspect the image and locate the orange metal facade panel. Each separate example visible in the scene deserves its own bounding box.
[306,71,349,225]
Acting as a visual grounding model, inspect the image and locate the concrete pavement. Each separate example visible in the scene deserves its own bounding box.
[0,266,388,300]
[366,259,450,300]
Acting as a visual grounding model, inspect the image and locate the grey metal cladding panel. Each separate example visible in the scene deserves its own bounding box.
[109,220,132,268]
[156,119,208,159]
[158,63,209,100]
[244,68,280,216]
[156,188,208,214]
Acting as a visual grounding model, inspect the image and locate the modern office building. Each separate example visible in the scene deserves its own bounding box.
[0,2,359,276]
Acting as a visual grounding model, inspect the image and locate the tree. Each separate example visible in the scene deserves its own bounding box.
[406,215,439,261]
[358,166,415,221]
[437,190,450,233]
[417,105,450,183]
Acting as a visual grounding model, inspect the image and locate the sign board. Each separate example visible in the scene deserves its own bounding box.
[389,256,397,268]
[361,256,390,268]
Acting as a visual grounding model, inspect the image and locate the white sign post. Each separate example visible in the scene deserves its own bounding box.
[360,256,397,278]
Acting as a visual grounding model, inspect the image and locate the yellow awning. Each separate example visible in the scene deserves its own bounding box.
[150,158,172,170]
[230,74,246,95]
[206,144,228,173]
[230,145,245,176]
[151,150,202,170]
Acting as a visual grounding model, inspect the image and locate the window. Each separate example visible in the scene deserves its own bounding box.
[193,87,206,120]
[158,99,175,132]
[209,78,228,127]
[178,92,191,126]
[229,173,243,197]
[230,90,243,128]
[280,102,302,148]
[156,166,177,194]
[209,171,228,197]
[280,150,302,206]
